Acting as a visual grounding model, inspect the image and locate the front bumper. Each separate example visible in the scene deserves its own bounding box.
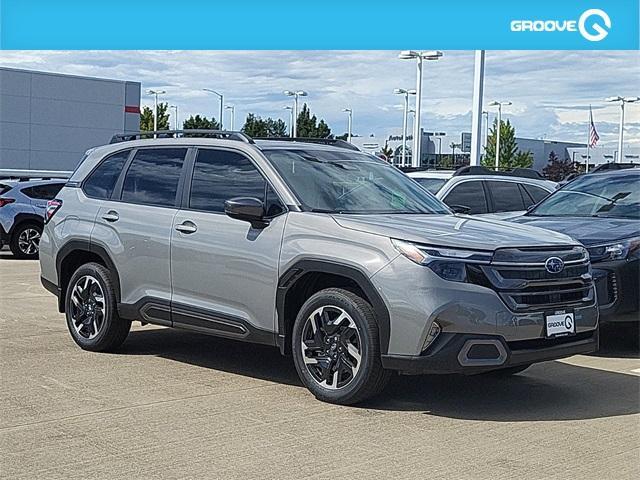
[593,258,639,323]
[382,329,599,375]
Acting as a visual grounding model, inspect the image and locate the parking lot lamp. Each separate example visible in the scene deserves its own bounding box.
[342,108,353,143]
[283,106,294,137]
[284,90,307,137]
[606,96,640,163]
[203,89,224,130]
[225,105,235,131]
[146,89,166,138]
[398,51,443,167]
[170,105,178,130]
[394,88,416,166]
[488,100,512,171]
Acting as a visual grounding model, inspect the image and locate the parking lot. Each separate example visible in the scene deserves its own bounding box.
[1,250,638,480]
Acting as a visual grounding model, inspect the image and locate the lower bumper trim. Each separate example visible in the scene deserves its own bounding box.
[381,330,599,375]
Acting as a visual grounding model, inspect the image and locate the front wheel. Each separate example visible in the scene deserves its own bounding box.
[292,288,390,405]
[65,262,131,352]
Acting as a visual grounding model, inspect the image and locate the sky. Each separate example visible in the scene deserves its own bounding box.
[0,50,638,152]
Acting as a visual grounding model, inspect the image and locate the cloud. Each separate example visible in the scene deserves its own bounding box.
[0,50,638,149]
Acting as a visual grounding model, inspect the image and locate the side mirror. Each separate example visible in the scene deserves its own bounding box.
[450,204,471,215]
[224,197,268,228]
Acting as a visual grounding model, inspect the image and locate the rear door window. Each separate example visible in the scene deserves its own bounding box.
[442,181,488,214]
[21,183,65,200]
[84,150,131,199]
[121,148,187,206]
[486,180,527,212]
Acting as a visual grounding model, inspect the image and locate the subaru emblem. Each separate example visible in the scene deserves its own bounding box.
[545,257,564,274]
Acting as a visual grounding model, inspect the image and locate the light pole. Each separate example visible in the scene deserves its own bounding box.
[398,50,443,167]
[146,89,166,137]
[283,106,294,137]
[342,108,353,143]
[482,110,489,155]
[488,100,512,171]
[225,105,235,131]
[203,89,224,130]
[394,88,416,167]
[170,105,178,130]
[606,96,640,163]
[284,90,307,137]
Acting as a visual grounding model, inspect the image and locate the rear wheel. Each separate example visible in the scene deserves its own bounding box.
[9,222,42,259]
[65,262,130,352]
[292,288,390,405]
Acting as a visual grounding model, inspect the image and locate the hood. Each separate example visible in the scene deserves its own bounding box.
[509,215,640,246]
[332,214,576,251]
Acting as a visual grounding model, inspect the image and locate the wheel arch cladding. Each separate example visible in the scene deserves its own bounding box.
[10,213,43,236]
[56,240,121,313]
[276,259,390,355]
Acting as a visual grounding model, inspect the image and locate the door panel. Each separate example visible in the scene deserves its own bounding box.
[170,211,286,333]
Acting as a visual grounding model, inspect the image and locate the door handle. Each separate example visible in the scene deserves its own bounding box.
[175,221,197,234]
[102,210,119,222]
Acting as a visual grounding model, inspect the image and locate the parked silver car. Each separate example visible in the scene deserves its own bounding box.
[39,131,598,404]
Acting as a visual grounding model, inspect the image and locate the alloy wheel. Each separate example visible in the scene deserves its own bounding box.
[301,305,362,390]
[69,275,106,339]
[18,228,40,255]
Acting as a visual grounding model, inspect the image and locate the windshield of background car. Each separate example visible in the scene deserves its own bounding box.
[530,172,640,219]
[412,177,447,194]
[262,149,451,214]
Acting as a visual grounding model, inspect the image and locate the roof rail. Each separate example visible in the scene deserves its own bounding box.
[589,162,639,174]
[255,137,361,151]
[453,165,544,180]
[0,169,72,181]
[110,130,255,144]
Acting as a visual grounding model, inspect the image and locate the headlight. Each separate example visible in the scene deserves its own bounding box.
[587,236,640,262]
[391,239,492,282]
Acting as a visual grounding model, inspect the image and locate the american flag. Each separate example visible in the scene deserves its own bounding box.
[589,106,600,147]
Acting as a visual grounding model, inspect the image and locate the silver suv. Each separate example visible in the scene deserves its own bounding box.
[39,131,599,405]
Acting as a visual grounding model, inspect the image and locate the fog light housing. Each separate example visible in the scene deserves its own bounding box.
[422,321,441,352]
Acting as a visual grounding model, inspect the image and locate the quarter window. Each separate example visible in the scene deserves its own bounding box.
[121,148,187,206]
[83,150,130,199]
[523,184,550,204]
[190,149,281,214]
[486,181,526,212]
[443,181,488,214]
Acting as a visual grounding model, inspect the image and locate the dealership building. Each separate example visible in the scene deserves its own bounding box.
[0,67,140,171]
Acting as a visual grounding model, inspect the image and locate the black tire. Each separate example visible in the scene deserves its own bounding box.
[9,222,42,259]
[292,288,391,405]
[65,262,130,352]
[486,363,532,376]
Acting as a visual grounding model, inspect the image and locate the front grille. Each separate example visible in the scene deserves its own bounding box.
[475,247,595,313]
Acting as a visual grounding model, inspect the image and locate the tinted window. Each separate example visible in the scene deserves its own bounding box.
[22,183,65,200]
[84,150,130,199]
[523,184,550,203]
[121,148,187,206]
[443,181,488,214]
[486,181,526,212]
[0,184,12,195]
[413,177,446,194]
[189,149,269,213]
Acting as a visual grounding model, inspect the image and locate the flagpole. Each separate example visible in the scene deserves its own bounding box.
[586,106,591,173]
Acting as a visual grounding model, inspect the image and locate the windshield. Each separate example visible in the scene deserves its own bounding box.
[263,149,450,214]
[412,177,447,194]
[530,172,640,219]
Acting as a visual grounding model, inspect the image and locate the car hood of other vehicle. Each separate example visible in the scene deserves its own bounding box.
[508,215,640,246]
[332,214,576,251]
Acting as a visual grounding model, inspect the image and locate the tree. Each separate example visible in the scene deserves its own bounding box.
[140,103,170,131]
[241,114,288,138]
[296,104,332,138]
[482,118,533,170]
[380,142,393,162]
[543,150,575,181]
[183,114,220,130]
